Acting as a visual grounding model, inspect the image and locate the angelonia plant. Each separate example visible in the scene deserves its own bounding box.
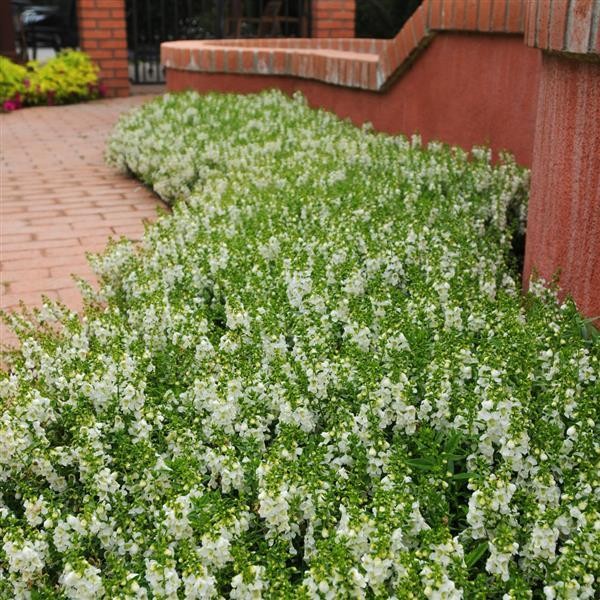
[1,91,598,599]
[0,50,104,111]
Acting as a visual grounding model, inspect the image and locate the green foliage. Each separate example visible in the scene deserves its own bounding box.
[0,56,27,104]
[0,50,103,111]
[1,91,598,598]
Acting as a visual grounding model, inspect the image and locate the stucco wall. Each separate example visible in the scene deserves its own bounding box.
[523,53,600,317]
[166,33,541,166]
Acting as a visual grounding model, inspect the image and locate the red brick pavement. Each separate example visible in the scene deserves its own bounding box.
[1,96,166,348]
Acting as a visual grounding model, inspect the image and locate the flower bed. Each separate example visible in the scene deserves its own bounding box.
[0,50,104,112]
[1,91,598,598]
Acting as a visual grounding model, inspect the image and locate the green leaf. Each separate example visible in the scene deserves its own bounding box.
[465,542,488,569]
[452,472,474,480]
[444,432,462,454]
[406,457,437,470]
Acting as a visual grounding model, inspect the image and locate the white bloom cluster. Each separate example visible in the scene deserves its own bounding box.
[60,562,105,600]
[0,91,597,598]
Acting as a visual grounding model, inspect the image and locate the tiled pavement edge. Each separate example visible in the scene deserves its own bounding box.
[1,96,166,347]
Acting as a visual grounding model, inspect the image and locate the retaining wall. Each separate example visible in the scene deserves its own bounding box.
[162,0,600,318]
[162,0,538,164]
[166,33,540,166]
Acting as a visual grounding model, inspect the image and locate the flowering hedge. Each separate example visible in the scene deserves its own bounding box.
[0,50,104,112]
[1,91,598,599]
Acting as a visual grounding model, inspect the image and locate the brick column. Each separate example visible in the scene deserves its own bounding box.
[77,0,129,97]
[312,0,356,38]
[0,0,18,60]
[523,0,600,318]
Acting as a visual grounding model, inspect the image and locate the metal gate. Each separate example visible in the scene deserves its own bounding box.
[127,0,311,84]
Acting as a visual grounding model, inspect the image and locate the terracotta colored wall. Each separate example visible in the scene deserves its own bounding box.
[525,0,600,55]
[312,0,356,38]
[162,0,599,318]
[523,53,600,317]
[77,0,129,97]
[166,33,541,166]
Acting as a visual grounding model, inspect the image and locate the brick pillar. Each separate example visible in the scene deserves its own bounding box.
[77,0,129,97]
[523,0,600,318]
[312,0,356,38]
[0,0,18,60]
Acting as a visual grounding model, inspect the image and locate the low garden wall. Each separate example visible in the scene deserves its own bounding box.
[161,0,600,320]
[165,33,540,167]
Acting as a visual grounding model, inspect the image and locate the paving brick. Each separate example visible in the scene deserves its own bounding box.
[42,246,89,260]
[110,224,148,237]
[10,277,75,294]
[3,254,83,270]
[50,264,96,278]
[1,290,60,311]
[63,206,116,216]
[56,288,86,311]
[77,235,120,246]
[29,215,101,227]
[2,268,52,283]
[19,210,64,220]
[1,96,164,342]
[33,227,81,241]
[1,233,34,244]
[0,249,44,263]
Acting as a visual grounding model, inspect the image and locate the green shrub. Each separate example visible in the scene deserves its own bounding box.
[1,91,598,598]
[0,50,104,111]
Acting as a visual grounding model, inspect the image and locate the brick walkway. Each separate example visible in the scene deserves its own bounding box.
[1,96,165,347]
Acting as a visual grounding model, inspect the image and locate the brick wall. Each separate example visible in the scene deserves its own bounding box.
[525,0,600,54]
[162,0,598,317]
[162,0,528,93]
[77,0,129,97]
[312,0,356,38]
[522,0,600,318]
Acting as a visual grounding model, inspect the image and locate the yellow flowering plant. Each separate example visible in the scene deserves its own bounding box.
[0,50,104,111]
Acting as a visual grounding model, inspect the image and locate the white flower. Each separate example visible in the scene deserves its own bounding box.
[60,562,105,599]
[230,566,268,599]
[361,554,392,591]
[2,538,47,583]
[183,570,217,599]
[23,495,47,527]
[485,541,518,582]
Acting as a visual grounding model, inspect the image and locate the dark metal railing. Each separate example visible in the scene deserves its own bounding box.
[127,0,311,84]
